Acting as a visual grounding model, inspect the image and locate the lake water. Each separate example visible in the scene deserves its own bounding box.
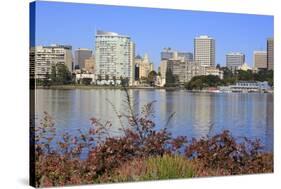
[35,89,273,152]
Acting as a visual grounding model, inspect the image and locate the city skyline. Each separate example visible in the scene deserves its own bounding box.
[32,1,273,68]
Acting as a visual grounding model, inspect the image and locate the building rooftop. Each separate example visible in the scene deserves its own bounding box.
[226,52,244,55]
[96,30,129,38]
[195,35,213,39]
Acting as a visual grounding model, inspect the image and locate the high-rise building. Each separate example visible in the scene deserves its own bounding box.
[254,51,267,70]
[74,48,92,70]
[95,30,135,85]
[84,56,95,73]
[30,44,73,79]
[267,38,274,70]
[226,52,245,72]
[194,35,215,67]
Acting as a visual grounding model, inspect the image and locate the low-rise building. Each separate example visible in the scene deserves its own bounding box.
[30,44,73,79]
[220,81,271,92]
[75,73,95,84]
[205,66,224,79]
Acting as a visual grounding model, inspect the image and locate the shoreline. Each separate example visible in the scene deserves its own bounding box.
[35,85,179,90]
[34,85,273,94]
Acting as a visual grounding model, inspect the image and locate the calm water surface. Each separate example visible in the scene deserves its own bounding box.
[35,89,273,151]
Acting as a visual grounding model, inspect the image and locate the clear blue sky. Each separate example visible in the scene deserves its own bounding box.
[32,1,273,68]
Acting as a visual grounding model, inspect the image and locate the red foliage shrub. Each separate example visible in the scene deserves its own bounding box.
[185,130,273,175]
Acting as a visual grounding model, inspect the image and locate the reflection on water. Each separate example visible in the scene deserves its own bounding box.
[35,89,273,151]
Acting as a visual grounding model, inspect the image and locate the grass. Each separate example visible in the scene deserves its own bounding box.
[143,155,195,180]
[107,154,195,182]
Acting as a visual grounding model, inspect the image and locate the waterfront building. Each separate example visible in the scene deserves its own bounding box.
[95,30,135,85]
[84,56,95,73]
[185,61,206,82]
[220,81,271,92]
[74,48,92,70]
[75,73,95,84]
[30,44,73,79]
[254,51,267,70]
[205,66,224,79]
[267,38,274,70]
[167,59,206,84]
[194,35,215,67]
[226,52,245,72]
[167,59,186,83]
[160,48,193,81]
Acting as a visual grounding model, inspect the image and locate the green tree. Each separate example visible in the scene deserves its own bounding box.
[55,64,72,85]
[81,78,92,85]
[165,68,175,85]
[97,75,102,82]
[105,75,109,81]
[121,77,129,87]
[237,70,253,81]
[50,65,57,84]
[113,76,116,85]
[185,75,222,90]
[147,70,157,86]
[43,71,51,87]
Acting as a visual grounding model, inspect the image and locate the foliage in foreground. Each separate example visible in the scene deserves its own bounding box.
[33,86,273,187]
[104,154,195,182]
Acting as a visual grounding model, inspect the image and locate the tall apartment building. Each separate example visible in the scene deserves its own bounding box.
[254,51,267,70]
[95,30,135,85]
[30,44,73,79]
[226,52,245,72]
[267,38,274,70]
[74,48,92,70]
[194,35,215,67]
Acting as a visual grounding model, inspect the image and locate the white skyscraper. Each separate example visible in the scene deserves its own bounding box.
[194,35,215,67]
[95,30,135,85]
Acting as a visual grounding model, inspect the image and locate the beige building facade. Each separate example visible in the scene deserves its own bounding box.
[84,56,95,73]
[267,38,274,70]
[30,44,73,79]
[194,35,215,67]
[254,51,267,70]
